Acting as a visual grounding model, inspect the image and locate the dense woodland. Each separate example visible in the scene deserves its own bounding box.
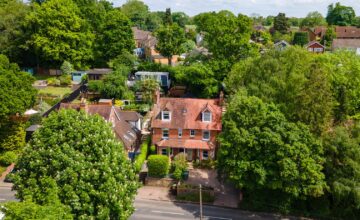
[1,0,360,219]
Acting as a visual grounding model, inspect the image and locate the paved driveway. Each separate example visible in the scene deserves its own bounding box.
[185,168,239,208]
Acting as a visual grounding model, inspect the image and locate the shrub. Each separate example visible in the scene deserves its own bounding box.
[193,159,216,169]
[149,145,156,155]
[47,77,60,86]
[0,151,18,166]
[28,113,42,125]
[176,192,214,203]
[147,155,169,178]
[172,153,188,180]
[59,74,71,86]
[134,142,148,173]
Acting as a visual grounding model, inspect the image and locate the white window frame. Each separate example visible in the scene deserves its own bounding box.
[190,129,195,137]
[314,47,323,52]
[202,111,212,122]
[202,150,209,160]
[162,129,169,139]
[178,129,182,138]
[162,111,171,121]
[202,130,210,140]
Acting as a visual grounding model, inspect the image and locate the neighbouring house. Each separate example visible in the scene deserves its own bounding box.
[132,27,152,57]
[86,68,112,81]
[332,39,360,55]
[305,26,327,41]
[274,40,290,51]
[151,93,224,161]
[59,101,142,156]
[306,26,360,42]
[128,71,171,89]
[305,41,325,53]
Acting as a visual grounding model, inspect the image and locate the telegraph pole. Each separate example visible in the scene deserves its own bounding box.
[199,184,203,220]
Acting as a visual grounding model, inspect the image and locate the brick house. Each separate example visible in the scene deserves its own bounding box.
[305,41,325,53]
[151,94,223,161]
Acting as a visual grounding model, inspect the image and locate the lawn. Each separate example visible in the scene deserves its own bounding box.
[33,74,54,80]
[38,86,72,98]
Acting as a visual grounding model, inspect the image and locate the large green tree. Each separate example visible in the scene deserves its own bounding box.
[121,0,149,29]
[300,11,327,28]
[0,0,30,65]
[26,0,94,68]
[326,2,356,26]
[174,63,218,98]
[13,109,139,219]
[95,9,134,67]
[0,55,37,122]
[194,11,257,79]
[273,13,290,34]
[322,123,360,219]
[155,23,186,65]
[218,94,326,199]
[225,47,334,134]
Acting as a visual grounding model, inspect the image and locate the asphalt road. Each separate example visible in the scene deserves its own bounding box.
[0,182,16,202]
[130,199,287,220]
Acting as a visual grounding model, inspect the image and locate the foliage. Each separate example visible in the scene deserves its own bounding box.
[108,50,138,70]
[149,145,156,155]
[226,47,334,134]
[174,63,218,98]
[0,120,25,152]
[0,0,30,65]
[13,109,139,219]
[273,13,290,34]
[172,153,188,180]
[217,94,326,199]
[164,8,173,25]
[0,151,17,166]
[181,40,196,53]
[28,113,43,125]
[147,155,169,178]
[60,61,73,75]
[121,0,149,30]
[0,55,37,121]
[176,191,214,203]
[134,142,148,173]
[58,74,72,86]
[133,79,159,104]
[193,159,216,169]
[25,0,94,68]
[322,123,360,219]
[326,2,356,26]
[2,199,73,220]
[155,23,186,65]
[321,26,336,48]
[194,11,258,78]
[95,9,134,67]
[46,77,60,86]
[300,11,327,28]
[292,32,309,46]
[172,12,190,27]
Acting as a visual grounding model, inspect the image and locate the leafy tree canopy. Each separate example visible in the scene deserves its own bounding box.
[273,13,290,34]
[121,0,149,29]
[26,0,94,68]
[155,23,186,65]
[13,109,139,219]
[326,2,356,26]
[292,32,309,46]
[301,11,327,28]
[0,55,37,122]
[217,94,326,198]
[225,47,333,134]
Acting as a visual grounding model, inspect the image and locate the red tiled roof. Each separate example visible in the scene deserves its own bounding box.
[335,26,360,39]
[151,98,222,131]
[156,139,213,150]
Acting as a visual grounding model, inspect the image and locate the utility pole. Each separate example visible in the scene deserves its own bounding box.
[199,184,203,220]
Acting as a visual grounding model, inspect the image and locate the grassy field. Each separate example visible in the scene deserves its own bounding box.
[38,86,72,98]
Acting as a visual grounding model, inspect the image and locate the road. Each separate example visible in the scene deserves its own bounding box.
[130,199,287,220]
[0,182,16,202]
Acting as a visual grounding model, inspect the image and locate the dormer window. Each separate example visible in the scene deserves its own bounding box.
[162,111,171,121]
[202,111,212,122]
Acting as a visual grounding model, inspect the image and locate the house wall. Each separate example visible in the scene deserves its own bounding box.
[307,44,325,53]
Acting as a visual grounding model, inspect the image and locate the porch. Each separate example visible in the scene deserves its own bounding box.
[156,147,213,161]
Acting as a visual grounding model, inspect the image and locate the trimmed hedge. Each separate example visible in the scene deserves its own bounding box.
[134,142,148,173]
[147,155,169,178]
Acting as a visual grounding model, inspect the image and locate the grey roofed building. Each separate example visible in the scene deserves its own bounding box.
[86,68,112,81]
[274,40,290,51]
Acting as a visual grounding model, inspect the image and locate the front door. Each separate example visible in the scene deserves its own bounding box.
[186,149,193,161]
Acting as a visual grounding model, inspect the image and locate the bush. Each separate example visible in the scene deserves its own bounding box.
[149,145,156,155]
[28,113,42,125]
[0,151,18,166]
[172,153,188,180]
[176,192,214,203]
[47,77,60,86]
[59,74,71,86]
[193,159,216,169]
[134,142,148,173]
[147,155,169,178]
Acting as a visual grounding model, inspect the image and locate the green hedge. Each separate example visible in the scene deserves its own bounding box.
[176,192,215,203]
[134,142,148,173]
[0,151,17,166]
[147,155,169,177]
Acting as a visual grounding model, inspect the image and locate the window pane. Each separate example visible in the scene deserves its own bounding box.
[203,131,210,140]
